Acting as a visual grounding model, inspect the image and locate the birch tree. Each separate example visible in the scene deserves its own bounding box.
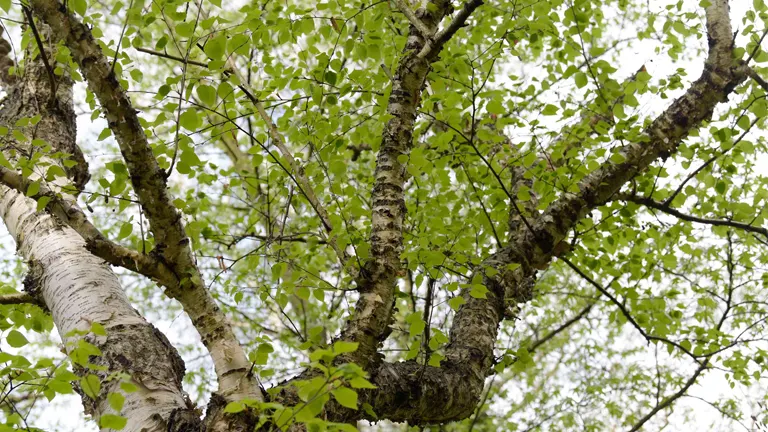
[0,0,766,431]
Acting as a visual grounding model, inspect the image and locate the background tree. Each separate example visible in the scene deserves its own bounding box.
[0,0,765,431]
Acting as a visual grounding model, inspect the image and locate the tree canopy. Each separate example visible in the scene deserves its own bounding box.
[0,0,766,431]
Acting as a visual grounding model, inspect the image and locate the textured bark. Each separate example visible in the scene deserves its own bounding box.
[0,164,180,288]
[0,0,749,430]
[30,0,261,405]
[341,0,464,367]
[276,0,749,426]
[0,33,199,432]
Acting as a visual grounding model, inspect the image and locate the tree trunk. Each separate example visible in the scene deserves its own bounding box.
[0,27,200,432]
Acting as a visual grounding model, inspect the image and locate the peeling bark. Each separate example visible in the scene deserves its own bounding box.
[29,0,262,406]
[0,30,199,432]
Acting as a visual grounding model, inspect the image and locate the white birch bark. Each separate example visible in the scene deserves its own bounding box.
[0,187,193,431]
[0,25,200,431]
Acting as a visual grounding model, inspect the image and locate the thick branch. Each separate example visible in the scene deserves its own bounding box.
[0,26,15,86]
[418,0,484,59]
[0,292,43,307]
[302,0,749,425]
[30,0,261,403]
[393,0,433,37]
[0,166,178,287]
[339,0,462,367]
[0,27,199,430]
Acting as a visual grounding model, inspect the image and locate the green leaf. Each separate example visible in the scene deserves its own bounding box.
[48,380,73,394]
[26,182,40,197]
[120,381,138,393]
[117,222,133,240]
[196,85,217,106]
[332,341,358,354]
[448,296,465,311]
[179,110,201,131]
[91,322,107,336]
[36,196,51,212]
[487,98,504,115]
[349,377,376,389]
[176,22,195,38]
[542,104,559,115]
[45,166,67,180]
[271,262,286,280]
[362,403,377,419]
[0,0,10,12]
[428,352,444,367]
[108,392,125,411]
[6,330,28,348]
[574,72,588,88]
[130,69,143,83]
[71,0,87,16]
[80,374,101,400]
[204,35,227,60]
[223,401,245,413]
[331,387,358,409]
[469,284,488,299]
[715,180,727,194]
[99,414,127,430]
[329,160,346,176]
[612,103,626,119]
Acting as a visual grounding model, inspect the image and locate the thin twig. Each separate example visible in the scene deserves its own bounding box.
[663,115,758,206]
[110,0,135,73]
[560,256,701,362]
[620,193,768,241]
[22,7,56,106]
[747,27,768,63]
[135,46,208,67]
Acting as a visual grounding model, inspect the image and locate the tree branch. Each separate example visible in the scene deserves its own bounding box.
[393,0,433,37]
[136,46,208,67]
[30,0,262,404]
[288,0,752,425]
[627,360,709,432]
[0,24,16,86]
[0,292,44,307]
[617,192,768,241]
[527,300,594,353]
[662,114,757,206]
[21,7,56,107]
[560,256,701,362]
[0,166,178,287]
[746,65,768,91]
[339,0,467,367]
[418,0,484,59]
